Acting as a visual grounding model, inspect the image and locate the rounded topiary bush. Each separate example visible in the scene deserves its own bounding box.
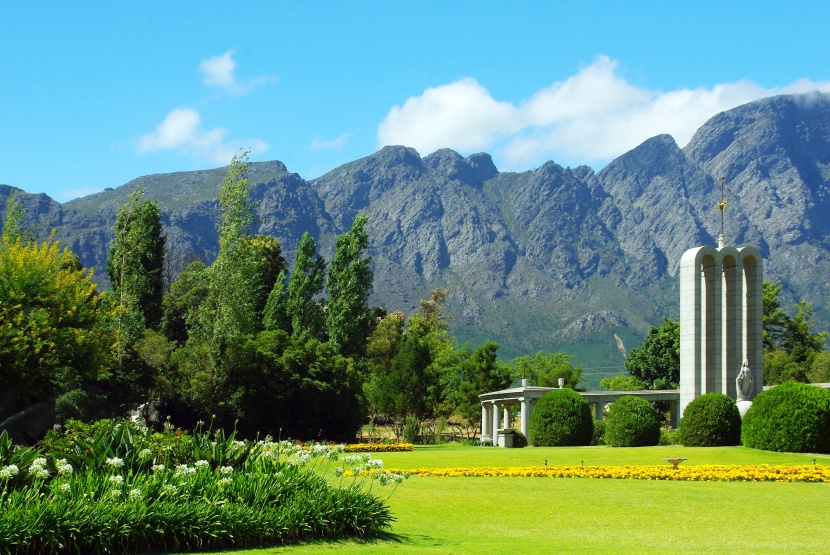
[604,396,661,447]
[741,381,830,453]
[529,389,593,446]
[679,392,742,447]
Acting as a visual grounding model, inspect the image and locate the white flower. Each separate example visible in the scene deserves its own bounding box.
[366,458,384,469]
[108,475,124,486]
[343,455,363,465]
[174,464,196,476]
[162,484,178,495]
[0,464,20,479]
[152,464,165,473]
[218,477,232,486]
[28,463,50,480]
[194,460,210,469]
[129,488,141,499]
[139,449,153,459]
[60,482,71,491]
[219,466,234,475]
[56,459,73,476]
[333,466,345,477]
[105,457,124,468]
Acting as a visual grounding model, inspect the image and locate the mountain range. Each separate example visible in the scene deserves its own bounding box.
[3,92,830,387]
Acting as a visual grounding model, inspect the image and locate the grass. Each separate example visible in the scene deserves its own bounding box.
[183,444,830,555]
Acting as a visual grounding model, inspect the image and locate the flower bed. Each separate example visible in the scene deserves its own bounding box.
[345,443,414,452]
[387,464,830,482]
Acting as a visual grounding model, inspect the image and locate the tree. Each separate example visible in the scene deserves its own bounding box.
[0,234,115,422]
[624,318,680,389]
[201,151,263,347]
[326,213,373,357]
[107,189,166,336]
[511,351,582,388]
[444,341,512,436]
[286,232,326,339]
[262,270,290,332]
[1,191,40,244]
[762,281,828,384]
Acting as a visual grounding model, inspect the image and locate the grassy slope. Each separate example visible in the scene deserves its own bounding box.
[209,445,830,555]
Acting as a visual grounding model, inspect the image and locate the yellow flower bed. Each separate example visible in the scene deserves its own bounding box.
[344,443,414,452]
[385,464,830,482]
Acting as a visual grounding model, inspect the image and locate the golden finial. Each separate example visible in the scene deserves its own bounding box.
[717,176,726,248]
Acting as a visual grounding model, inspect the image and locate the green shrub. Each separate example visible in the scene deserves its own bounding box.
[511,430,528,448]
[741,381,830,453]
[591,419,606,446]
[659,427,681,446]
[679,393,742,447]
[604,396,661,447]
[528,389,593,447]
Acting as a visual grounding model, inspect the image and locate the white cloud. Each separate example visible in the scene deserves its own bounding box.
[377,56,830,169]
[137,108,267,165]
[309,131,357,150]
[199,50,275,95]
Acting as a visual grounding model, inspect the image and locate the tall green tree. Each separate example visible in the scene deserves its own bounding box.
[262,270,290,332]
[624,318,680,389]
[203,151,262,345]
[107,189,166,340]
[287,232,326,339]
[326,213,373,357]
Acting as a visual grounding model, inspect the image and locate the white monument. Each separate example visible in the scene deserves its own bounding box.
[679,177,763,414]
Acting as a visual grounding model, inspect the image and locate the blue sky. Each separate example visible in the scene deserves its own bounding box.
[2,1,829,202]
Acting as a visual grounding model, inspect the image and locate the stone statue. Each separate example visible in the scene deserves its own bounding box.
[736,359,753,401]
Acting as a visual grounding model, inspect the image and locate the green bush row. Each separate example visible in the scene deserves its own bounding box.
[526,384,830,452]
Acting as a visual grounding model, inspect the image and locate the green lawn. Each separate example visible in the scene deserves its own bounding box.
[190,444,830,555]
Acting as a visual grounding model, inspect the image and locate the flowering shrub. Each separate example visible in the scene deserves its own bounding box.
[388,464,830,482]
[0,426,402,554]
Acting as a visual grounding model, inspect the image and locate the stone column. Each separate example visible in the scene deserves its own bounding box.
[594,402,604,421]
[520,397,530,440]
[492,402,501,445]
[503,405,510,429]
[481,403,488,441]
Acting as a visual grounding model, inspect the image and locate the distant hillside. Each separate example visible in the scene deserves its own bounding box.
[3,92,830,388]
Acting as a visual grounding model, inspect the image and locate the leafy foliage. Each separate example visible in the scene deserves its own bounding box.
[326,213,373,357]
[0,234,115,422]
[604,396,661,447]
[763,281,828,384]
[528,389,593,447]
[511,350,582,388]
[599,374,647,391]
[443,341,512,435]
[741,381,830,453]
[287,232,326,339]
[678,393,741,447]
[625,318,679,389]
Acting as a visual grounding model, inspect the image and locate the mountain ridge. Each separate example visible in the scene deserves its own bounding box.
[3,92,830,386]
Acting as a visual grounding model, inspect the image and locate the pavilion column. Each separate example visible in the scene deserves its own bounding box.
[520,397,530,441]
[503,405,510,429]
[481,403,488,441]
[492,402,501,445]
[594,402,604,421]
